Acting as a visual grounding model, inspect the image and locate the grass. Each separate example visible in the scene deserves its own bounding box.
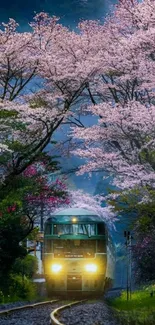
[106,284,155,325]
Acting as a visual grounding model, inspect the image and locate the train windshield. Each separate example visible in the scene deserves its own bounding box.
[53,224,96,236]
[53,239,96,258]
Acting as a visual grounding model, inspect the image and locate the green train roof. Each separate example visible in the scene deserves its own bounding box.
[46,207,104,223]
[54,208,97,216]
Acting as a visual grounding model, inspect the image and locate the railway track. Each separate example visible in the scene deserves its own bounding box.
[0,298,119,325]
[51,299,120,325]
[0,299,87,325]
[0,300,58,316]
[50,299,87,325]
[0,300,62,325]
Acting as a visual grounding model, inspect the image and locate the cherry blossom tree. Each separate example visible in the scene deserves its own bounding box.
[0,12,101,189]
[0,159,70,232]
[24,162,70,217]
[2,2,155,193]
[54,189,116,227]
[2,2,155,197]
[0,158,71,279]
[72,100,155,190]
[71,0,155,193]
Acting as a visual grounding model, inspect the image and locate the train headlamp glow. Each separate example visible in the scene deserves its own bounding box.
[51,264,62,273]
[85,264,97,272]
[72,217,77,222]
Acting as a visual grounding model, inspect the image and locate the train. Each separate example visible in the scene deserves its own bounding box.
[43,207,115,296]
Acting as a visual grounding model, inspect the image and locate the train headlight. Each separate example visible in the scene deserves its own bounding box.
[85,264,97,272]
[51,264,62,273]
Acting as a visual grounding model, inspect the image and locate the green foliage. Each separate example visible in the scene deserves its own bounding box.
[108,188,141,214]
[108,187,155,232]
[137,216,151,232]
[0,213,28,279]
[24,255,38,276]
[0,290,4,303]
[27,227,40,241]
[109,186,155,215]
[0,157,68,281]
[107,285,155,325]
[8,274,37,301]
[140,148,155,170]
[0,255,38,302]
[0,274,37,303]
[12,255,38,279]
[5,140,27,152]
[0,175,38,279]
[0,152,11,164]
[108,187,155,283]
[0,109,18,118]
[0,174,38,203]
[108,287,155,310]
[29,96,48,108]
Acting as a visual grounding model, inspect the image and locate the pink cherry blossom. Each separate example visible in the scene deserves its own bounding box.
[71,0,155,193]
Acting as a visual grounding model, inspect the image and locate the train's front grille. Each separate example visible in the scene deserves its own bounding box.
[67,275,82,290]
[54,253,95,258]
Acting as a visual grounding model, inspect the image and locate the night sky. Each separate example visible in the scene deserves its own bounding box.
[0,0,117,30]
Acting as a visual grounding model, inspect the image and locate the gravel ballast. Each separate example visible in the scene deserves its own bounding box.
[0,301,38,311]
[59,300,119,325]
[0,293,121,325]
[0,302,62,325]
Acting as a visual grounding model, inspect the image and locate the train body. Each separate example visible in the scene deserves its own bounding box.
[43,208,115,296]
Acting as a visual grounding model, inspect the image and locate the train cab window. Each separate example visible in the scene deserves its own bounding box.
[44,239,52,253]
[97,240,106,253]
[53,224,58,235]
[45,224,51,235]
[97,224,105,235]
[78,224,96,236]
[53,224,96,236]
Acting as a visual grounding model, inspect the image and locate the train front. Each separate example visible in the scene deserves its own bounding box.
[43,208,110,296]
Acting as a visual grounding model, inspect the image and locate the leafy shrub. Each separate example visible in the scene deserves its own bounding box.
[9,274,37,300]
[12,255,38,278]
[0,290,4,303]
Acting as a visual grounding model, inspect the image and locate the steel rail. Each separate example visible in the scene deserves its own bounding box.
[0,300,59,316]
[50,299,87,325]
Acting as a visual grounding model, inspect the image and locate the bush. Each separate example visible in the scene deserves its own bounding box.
[9,274,37,300]
[12,255,38,278]
[0,290,4,303]
[0,255,38,303]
